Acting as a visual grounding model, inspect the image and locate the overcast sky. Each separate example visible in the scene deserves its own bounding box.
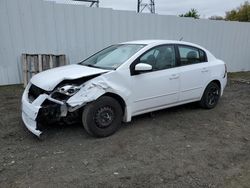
[49,0,247,18]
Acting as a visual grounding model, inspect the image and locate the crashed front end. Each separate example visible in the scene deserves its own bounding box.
[21,83,68,137]
[21,79,107,137]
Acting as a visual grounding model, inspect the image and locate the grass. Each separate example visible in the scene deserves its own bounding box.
[0,84,23,93]
[228,71,250,81]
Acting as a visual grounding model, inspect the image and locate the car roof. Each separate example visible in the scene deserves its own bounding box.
[121,40,205,50]
[119,40,216,62]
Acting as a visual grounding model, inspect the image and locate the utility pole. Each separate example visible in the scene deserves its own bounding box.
[72,0,99,7]
[137,0,155,14]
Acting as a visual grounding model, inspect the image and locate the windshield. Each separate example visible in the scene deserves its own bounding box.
[80,44,145,70]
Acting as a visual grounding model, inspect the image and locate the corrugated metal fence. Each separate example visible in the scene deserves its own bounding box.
[1,0,250,85]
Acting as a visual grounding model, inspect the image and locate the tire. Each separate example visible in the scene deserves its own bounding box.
[82,96,123,137]
[199,82,221,109]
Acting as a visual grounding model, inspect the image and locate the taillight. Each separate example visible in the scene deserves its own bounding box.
[224,64,227,78]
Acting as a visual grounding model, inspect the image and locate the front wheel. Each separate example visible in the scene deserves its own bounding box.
[82,96,123,137]
[199,82,221,109]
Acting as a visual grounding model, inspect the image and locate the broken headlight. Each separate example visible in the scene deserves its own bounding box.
[57,85,81,96]
[51,85,81,101]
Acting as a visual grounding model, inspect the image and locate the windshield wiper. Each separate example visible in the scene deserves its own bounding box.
[83,64,100,68]
[82,64,114,70]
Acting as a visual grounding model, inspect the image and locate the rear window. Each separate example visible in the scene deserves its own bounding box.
[178,45,207,66]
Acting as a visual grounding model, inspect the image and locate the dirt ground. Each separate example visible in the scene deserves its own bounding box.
[0,73,250,188]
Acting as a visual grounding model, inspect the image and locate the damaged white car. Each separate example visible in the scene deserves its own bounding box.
[22,40,227,138]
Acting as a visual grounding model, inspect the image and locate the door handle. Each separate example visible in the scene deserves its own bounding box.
[201,68,209,73]
[169,74,180,80]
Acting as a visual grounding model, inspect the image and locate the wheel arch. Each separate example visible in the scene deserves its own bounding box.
[101,92,127,116]
[210,80,221,90]
[202,79,222,99]
[199,79,222,109]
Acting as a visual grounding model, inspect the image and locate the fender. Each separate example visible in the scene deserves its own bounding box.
[67,75,132,122]
[201,76,227,100]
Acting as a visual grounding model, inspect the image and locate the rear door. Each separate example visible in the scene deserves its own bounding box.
[177,45,210,102]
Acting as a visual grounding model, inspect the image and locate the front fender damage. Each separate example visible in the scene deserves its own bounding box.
[66,80,110,109]
[66,77,131,122]
[22,77,128,138]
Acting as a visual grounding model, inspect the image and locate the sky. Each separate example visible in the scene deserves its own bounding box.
[48,0,248,18]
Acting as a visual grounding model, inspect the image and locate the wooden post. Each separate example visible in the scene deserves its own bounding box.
[38,54,42,72]
[49,55,53,69]
[27,55,31,83]
[22,54,28,87]
[59,55,66,66]
[30,55,36,77]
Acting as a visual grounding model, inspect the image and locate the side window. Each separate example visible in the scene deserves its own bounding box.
[139,49,158,64]
[199,49,206,62]
[139,45,176,71]
[178,46,206,65]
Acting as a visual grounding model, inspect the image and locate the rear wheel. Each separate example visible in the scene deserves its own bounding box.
[200,82,220,109]
[82,96,123,137]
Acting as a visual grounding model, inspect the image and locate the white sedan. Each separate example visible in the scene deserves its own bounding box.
[22,40,227,138]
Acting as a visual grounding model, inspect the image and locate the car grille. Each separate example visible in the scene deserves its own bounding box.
[28,84,46,102]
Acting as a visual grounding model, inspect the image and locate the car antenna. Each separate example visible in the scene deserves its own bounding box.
[179,37,183,41]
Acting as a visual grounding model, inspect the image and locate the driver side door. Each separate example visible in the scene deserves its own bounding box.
[130,45,180,115]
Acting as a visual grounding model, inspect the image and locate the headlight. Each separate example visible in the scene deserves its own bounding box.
[57,85,81,96]
[50,84,83,101]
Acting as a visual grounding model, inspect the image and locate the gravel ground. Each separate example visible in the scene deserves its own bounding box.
[0,73,250,188]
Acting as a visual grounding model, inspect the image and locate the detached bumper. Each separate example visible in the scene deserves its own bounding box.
[21,84,66,137]
[22,111,42,137]
[21,85,46,137]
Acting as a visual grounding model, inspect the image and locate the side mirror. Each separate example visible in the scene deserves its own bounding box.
[135,63,152,72]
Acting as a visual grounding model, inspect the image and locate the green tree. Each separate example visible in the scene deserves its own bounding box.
[225,1,250,22]
[179,9,200,19]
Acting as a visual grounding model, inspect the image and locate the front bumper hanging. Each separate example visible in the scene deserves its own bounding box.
[21,85,67,137]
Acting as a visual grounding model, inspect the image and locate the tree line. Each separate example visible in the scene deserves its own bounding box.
[179,1,250,22]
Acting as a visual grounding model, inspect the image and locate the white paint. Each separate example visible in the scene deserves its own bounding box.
[21,40,227,137]
[135,63,153,71]
[30,64,109,91]
[22,83,43,136]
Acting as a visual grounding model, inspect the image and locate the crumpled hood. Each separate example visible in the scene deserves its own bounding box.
[30,64,109,91]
